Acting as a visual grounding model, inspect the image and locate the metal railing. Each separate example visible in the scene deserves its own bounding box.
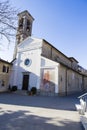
[78,93,87,101]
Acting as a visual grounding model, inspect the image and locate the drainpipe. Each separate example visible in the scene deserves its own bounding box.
[82,75,85,92]
[65,68,68,96]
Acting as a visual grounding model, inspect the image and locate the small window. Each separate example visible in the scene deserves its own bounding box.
[2,66,9,73]
[24,59,32,66]
[2,65,6,72]
[2,80,5,86]
[7,67,9,73]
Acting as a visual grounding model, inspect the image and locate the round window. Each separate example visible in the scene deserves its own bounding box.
[24,59,32,66]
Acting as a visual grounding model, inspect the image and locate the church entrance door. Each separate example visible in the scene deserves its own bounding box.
[22,74,29,90]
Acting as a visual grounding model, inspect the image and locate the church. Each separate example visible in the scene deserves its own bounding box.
[9,10,87,96]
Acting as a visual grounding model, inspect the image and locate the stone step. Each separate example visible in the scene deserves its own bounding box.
[12,90,28,96]
[40,91,55,96]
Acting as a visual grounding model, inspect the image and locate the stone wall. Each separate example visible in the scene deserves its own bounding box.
[42,40,72,68]
[83,77,87,91]
[42,41,52,59]
[41,40,87,95]
[58,64,84,96]
[0,61,12,90]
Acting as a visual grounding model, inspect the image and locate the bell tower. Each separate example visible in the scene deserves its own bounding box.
[13,10,34,59]
[16,10,34,44]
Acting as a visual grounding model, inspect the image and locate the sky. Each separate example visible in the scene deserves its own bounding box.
[0,0,87,68]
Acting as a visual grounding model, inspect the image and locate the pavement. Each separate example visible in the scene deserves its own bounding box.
[0,93,84,130]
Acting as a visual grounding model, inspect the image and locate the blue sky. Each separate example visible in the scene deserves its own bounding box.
[0,0,87,68]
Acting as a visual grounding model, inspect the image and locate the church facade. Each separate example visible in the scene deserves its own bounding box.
[9,10,87,96]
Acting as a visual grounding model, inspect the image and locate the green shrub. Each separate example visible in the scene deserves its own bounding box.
[11,86,17,91]
[31,87,37,95]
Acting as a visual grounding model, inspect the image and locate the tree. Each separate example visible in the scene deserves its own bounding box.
[0,0,18,42]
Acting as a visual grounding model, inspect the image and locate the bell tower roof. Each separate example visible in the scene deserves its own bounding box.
[17,10,34,21]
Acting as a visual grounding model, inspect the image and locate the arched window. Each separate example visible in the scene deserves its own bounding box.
[19,18,23,29]
[27,20,31,31]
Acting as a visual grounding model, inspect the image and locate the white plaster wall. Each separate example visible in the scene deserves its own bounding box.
[10,37,42,90]
[16,48,41,90]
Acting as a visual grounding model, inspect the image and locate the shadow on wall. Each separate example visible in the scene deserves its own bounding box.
[0,108,83,130]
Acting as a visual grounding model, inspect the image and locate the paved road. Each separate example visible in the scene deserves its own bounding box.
[0,93,84,130]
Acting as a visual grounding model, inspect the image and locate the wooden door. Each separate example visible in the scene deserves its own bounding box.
[22,75,29,90]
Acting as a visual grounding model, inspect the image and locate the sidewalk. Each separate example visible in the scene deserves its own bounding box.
[0,93,84,130]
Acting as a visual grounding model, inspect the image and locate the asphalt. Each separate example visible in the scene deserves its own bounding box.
[0,93,84,130]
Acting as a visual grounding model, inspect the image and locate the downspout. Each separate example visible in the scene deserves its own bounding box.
[65,68,68,96]
[82,75,85,92]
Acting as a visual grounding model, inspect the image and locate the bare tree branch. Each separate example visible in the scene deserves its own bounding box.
[0,0,18,43]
